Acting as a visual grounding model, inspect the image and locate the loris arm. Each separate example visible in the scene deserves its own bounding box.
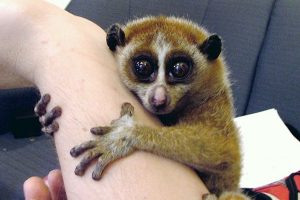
[70,103,241,195]
[134,125,240,174]
[133,124,241,195]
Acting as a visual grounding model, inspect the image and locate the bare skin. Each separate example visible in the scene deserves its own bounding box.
[24,169,67,200]
[0,0,209,199]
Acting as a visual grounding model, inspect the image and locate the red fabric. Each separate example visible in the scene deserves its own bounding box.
[252,171,300,200]
[255,184,289,200]
[294,174,300,191]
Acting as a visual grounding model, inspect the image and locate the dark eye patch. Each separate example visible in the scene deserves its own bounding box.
[132,53,158,82]
[166,54,193,83]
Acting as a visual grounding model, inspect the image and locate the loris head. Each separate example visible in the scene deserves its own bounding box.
[106,16,226,115]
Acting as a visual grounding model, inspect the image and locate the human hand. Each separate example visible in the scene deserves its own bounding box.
[23,169,67,200]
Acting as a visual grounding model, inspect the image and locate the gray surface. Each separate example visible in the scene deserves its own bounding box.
[129,0,209,21]
[67,0,131,28]
[246,0,300,130]
[201,0,275,115]
[67,0,209,29]
[0,134,59,200]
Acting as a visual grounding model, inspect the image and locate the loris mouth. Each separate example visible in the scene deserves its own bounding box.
[148,105,172,115]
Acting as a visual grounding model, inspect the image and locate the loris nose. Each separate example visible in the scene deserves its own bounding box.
[149,86,168,109]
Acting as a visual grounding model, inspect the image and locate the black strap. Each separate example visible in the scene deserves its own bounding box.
[241,188,272,200]
[285,171,300,200]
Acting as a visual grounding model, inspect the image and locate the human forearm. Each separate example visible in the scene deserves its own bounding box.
[0,1,208,199]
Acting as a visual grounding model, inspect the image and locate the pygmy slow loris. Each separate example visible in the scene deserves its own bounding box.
[35,16,250,200]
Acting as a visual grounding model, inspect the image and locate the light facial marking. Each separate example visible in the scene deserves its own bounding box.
[117,42,138,70]
[135,33,172,114]
[153,33,171,85]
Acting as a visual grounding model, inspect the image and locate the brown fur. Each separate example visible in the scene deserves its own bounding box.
[112,16,247,198]
[124,16,207,44]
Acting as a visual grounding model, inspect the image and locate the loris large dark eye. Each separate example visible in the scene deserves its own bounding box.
[134,60,153,77]
[132,54,157,82]
[170,62,190,78]
[167,55,193,83]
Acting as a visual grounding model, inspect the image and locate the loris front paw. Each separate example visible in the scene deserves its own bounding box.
[34,93,62,135]
[70,102,136,180]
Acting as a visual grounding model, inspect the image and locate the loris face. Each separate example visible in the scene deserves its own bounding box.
[107,16,222,115]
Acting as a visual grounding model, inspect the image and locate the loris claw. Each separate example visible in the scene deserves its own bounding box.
[70,102,136,180]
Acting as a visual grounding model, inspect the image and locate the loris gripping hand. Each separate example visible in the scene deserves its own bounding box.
[35,94,62,135]
[70,103,136,180]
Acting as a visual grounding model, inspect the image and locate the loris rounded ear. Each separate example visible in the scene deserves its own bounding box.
[106,24,125,51]
[199,34,222,61]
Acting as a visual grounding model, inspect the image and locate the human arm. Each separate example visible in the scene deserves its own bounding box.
[0,0,208,199]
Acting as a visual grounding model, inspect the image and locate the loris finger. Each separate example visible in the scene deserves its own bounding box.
[34,94,51,116]
[90,126,111,135]
[92,153,113,180]
[41,121,59,136]
[74,150,102,176]
[40,106,62,126]
[70,141,98,157]
[120,102,134,117]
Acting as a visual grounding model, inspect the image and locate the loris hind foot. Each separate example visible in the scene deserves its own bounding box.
[34,93,62,135]
[70,102,136,180]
